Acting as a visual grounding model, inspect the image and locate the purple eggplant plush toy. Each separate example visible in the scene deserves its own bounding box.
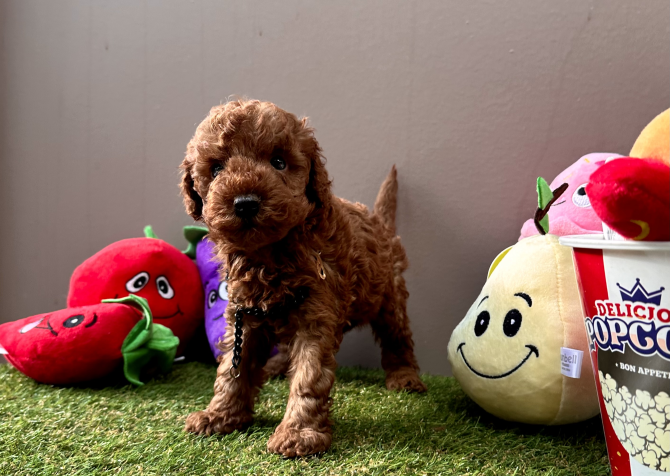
[196,238,230,359]
[184,227,279,361]
[184,227,229,359]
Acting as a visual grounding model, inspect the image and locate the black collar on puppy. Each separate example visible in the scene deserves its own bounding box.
[229,287,310,378]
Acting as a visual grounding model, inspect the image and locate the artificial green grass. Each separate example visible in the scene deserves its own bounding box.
[0,362,609,475]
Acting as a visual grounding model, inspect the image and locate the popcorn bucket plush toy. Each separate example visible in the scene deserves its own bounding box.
[560,109,670,475]
[447,179,600,425]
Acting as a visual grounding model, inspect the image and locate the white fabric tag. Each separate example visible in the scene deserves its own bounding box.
[560,347,583,378]
[602,222,626,241]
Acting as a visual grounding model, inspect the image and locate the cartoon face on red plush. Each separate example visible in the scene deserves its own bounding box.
[0,304,142,385]
[67,237,204,350]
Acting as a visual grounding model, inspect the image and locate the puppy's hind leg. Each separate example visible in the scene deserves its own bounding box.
[370,241,427,393]
[262,343,290,380]
[371,293,427,392]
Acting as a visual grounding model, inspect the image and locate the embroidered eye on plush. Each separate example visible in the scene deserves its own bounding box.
[218,281,228,301]
[156,276,174,299]
[207,290,218,309]
[503,309,522,337]
[63,315,85,328]
[211,163,224,178]
[474,311,490,337]
[126,272,149,293]
[572,184,590,208]
[270,151,286,170]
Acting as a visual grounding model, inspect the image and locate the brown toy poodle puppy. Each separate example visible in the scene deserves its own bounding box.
[180,99,426,457]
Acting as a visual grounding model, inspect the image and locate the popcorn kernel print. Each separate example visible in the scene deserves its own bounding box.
[599,371,670,471]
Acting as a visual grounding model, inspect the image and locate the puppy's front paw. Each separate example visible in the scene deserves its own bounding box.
[267,426,332,457]
[386,369,427,393]
[185,410,250,436]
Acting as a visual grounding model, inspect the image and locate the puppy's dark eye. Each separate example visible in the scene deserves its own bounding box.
[212,163,224,178]
[270,154,286,170]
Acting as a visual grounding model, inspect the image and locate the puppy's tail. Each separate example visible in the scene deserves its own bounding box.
[373,165,398,234]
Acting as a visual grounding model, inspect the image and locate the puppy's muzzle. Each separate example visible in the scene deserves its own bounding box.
[234,194,261,219]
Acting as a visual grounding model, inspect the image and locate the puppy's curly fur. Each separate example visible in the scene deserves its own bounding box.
[180,99,426,457]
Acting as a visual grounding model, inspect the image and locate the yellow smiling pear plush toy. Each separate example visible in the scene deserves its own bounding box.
[447,181,600,425]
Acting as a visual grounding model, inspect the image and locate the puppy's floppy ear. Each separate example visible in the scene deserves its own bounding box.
[301,118,331,209]
[180,156,204,221]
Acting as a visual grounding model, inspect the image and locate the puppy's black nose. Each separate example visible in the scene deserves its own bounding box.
[234,194,261,218]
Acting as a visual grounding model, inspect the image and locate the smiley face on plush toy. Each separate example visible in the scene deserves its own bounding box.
[447,234,599,425]
[0,303,143,385]
[0,295,180,386]
[206,280,229,319]
[456,291,540,380]
[67,227,204,353]
[122,270,181,318]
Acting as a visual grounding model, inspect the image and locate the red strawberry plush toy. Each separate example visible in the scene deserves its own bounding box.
[587,158,670,241]
[0,295,179,385]
[587,109,670,242]
[67,226,204,354]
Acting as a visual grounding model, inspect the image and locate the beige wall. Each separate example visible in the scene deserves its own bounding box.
[1,0,668,374]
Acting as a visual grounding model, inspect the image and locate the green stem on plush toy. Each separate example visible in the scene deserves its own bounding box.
[533,180,569,235]
[103,294,153,336]
[144,225,158,239]
[101,294,179,386]
[182,225,209,258]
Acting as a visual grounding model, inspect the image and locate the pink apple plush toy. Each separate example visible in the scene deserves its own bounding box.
[519,153,621,240]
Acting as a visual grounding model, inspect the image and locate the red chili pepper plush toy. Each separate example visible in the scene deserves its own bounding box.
[0,295,179,385]
[67,226,204,354]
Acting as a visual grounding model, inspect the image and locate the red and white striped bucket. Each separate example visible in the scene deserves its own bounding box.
[560,234,670,475]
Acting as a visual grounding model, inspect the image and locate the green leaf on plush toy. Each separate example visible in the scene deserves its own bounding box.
[536,177,552,234]
[182,225,209,258]
[102,294,179,386]
[533,179,569,236]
